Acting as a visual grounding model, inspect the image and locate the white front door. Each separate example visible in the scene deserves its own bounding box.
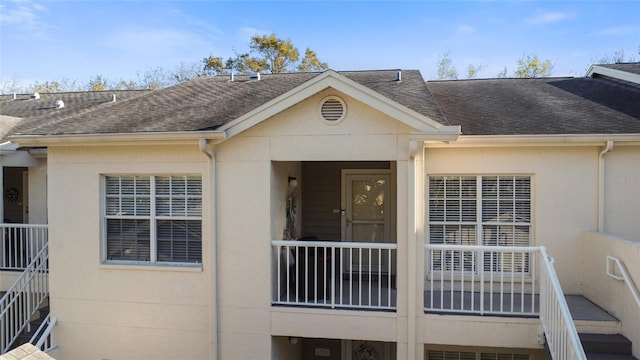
[341,170,391,272]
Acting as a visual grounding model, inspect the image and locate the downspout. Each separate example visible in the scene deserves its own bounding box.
[199,139,219,359]
[0,156,3,223]
[407,140,420,360]
[598,140,614,232]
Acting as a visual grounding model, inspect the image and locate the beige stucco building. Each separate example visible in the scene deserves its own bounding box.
[1,64,639,359]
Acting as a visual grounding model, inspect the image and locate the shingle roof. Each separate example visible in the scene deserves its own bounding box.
[0,90,149,119]
[0,115,21,141]
[9,70,446,136]
[597,62,640,75]
[427,76,640,135]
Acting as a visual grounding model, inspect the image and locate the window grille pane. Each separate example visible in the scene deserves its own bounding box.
[446,199,461,221]
[157,220,202,263]
[482,176,498,199]
[429,177,445,197]
[515,200,530,222]
[105,176,150,216]
[430,199,444,221]
[515,177,530,199]
[446,177,461,197]
[427,351,476,360]
[106,219,150,261]
[483,199,498,222]
[156,176,202,217]
[481,353,529,360]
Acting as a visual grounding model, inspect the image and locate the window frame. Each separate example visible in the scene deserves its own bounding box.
[426,174,534,275]
[101,174,203,267]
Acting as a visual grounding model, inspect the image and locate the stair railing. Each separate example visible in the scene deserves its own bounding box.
[606,255,640,308]
[538,246,586,360]
[0,242,49,353]
[29,314,57,352]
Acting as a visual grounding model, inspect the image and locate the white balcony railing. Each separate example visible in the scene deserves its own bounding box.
[1,224,48,270]
[425,244,585,360]
[272,240,397,310]
[0,242,49,353]
[425,244,540,316]
[539,247,586,360]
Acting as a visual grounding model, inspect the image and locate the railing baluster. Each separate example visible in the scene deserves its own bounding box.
[271,240,396,310]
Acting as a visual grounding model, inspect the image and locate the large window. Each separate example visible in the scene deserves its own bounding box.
[428,175,531,272]
[426,350,529,360]
[104,175,202,264]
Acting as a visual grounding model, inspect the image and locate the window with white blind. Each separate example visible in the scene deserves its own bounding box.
[428,175,531,272]
[104,175,202,264]
[426,350,529,360]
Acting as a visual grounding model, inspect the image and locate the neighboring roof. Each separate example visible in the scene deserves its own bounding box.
[586,62,640,86]
[427,76,640,136]
[9,70,447,137]
[597,62,640,75]
[0,115,21,141]
[0,90,149,120]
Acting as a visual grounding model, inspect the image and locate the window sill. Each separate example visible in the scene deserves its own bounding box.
[100,262,203,273]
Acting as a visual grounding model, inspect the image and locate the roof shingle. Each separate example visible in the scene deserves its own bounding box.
[427,76,640,135]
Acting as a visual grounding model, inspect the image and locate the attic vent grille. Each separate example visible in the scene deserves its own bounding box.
[320,96,346,123]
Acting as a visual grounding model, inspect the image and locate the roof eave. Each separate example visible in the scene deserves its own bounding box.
[424,134,640,147]
[9,130,227,147]
[587,65,640,84]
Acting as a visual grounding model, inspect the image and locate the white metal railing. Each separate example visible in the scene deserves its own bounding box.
[424,244,540,315]
[425,244,585,359]
[606,255,640,308]
[1,224,48,270]
[272,240,397,310]
[30,314,57,352]
[539,246,586,360]
[0,243,49,353]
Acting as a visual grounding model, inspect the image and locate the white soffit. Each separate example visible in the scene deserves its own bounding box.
[587,65,640,84]
[218,70,460,138]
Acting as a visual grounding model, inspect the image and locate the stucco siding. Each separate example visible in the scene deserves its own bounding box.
[604,145,640,241]
[424,146,599,294]
[46,145,211,360]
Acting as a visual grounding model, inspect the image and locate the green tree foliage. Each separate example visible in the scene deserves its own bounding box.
[298,48,329,72]
[250,34,298,73]
[436,51,458,80]
[514,53,554,78]
[591,47,638,65]
[466,64,486,79]
[28,79,78,93]
[87,75,109,91]
[203,33,328,75]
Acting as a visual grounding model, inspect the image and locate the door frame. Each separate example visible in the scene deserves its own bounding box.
[340,169,393,244]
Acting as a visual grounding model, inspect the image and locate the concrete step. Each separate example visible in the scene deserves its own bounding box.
[580,333,634,357]
[566,295,622,334]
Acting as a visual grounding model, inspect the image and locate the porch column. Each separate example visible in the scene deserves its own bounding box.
[0,159,4,222]
[412,141,426,360]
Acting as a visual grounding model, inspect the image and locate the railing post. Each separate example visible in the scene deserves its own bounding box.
[479,248,485,315]
[331,246,336,309]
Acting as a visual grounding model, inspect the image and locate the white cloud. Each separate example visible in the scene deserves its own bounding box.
[104,27,214,59]
[593,25,640,36]
[457,24,476,34]
[526,11,569,25]
[0,0,48,25]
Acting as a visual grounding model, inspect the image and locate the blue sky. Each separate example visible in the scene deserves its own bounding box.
[1,0,639,90]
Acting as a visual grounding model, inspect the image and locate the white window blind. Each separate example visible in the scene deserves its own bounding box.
[105,175,202,264]
[428,175,532,272]
[427,350,529,360]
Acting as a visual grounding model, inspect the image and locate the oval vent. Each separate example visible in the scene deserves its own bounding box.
[320,96,346,123]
